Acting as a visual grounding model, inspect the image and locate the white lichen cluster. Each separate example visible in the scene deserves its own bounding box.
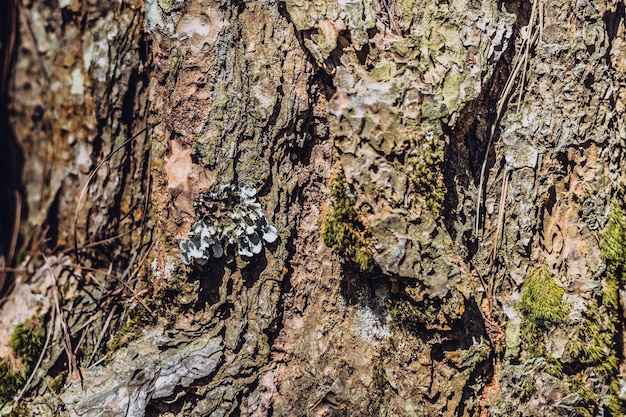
[180,184,278,265]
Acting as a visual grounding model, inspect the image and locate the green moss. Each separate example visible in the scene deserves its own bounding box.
[388,299,431,333]
[609,377,623,417]
[407,134,445,213]
[0,317,44,405]
[158,0,176,13]
[569,374,600,417]
[518,373,536,402]
[9,318,44,366]
[600,202,626,336]
[48,370,67,394]
[601,203,626,277]
[568,314,617,373]
[322,169,374,272]
[603,272,620,316]
[562,202,626,417]
[520,265,566,324]
[107,305,153,352]
[599,202,626,416]
[520,265,566,358]
[0,362,25,405]
[372,358,390,396]
[6,403,31,417]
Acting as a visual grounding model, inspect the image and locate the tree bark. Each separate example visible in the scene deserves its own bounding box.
[2,0,626,416]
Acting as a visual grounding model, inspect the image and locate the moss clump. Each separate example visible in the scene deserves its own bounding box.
[569,374,600,417]
[600,202,626,416]
[562,203,626,417]
[601,203,626,313]
[568,313,617,373]
[0,317,45,405]
[389,299,432,333]
[601,203,626,277]
[609,377,623,417]
[389,287,467,334]
[520,265,566,358]
[10,318,45,366]
[0,362,26,404]
[322,169,374,272]
[407,133,446,213]
[372,358,390,396]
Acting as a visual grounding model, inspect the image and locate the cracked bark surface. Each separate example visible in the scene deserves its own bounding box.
[2,0,626,416]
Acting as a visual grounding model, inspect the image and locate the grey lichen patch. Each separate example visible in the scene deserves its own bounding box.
[62,328,224,417]
[179,183,278,265]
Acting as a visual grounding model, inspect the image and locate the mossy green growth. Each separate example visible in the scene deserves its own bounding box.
[322,169,374,272]
[609,377,624,417]
[0,362,26,405]
[5,402,30,417]
[9,318,45,366]
[107,305,153,352]
[372,358,390,397]
[561,202,626,417]
[568,312,618,373]
[601,203,626,278]
[407,133,446,213]
[601,202,626,311]
[599,202,626,416]
[0,317,44,405]
[569,374,600,417]
[389,299,432,333]
[520,265,566,358]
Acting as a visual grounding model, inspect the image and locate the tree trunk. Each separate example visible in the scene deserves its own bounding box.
[2,0,626,416]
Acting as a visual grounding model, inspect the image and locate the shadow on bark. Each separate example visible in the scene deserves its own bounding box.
[0,0,24,300]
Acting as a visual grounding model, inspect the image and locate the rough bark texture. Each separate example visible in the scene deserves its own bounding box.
[3,0,626,416]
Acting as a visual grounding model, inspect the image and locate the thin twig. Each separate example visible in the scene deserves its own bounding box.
[0,267,24,272]
[381,0,401,35]
[513,0,538,110]
[117,247,156,317]
[489,166,510,269]
[70,310,103,337]
[87,305,117,367]
[474,1,542,236]
[0,188,21,301]
[88,353,111,369]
